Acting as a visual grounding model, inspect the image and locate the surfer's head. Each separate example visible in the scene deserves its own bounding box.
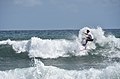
[86,30,90,33]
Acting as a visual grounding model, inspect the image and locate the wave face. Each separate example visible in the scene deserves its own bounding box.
[0,27,120,79]
[0,27,120,58]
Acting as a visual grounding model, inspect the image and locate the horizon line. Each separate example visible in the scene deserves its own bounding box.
[0,28,120,31]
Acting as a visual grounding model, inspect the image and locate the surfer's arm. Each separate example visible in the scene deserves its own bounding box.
[84,32,88,35]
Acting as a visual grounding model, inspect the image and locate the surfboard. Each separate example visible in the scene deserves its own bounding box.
[80,45,90,51]
[80,46,86,51]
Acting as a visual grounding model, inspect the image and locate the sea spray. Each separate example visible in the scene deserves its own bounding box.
[0,27,120,79]
[0,27,120,58]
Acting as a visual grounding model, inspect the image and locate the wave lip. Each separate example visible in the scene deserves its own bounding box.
[0,37,88,58]
[0,27,120,58]
[27,37,71,58]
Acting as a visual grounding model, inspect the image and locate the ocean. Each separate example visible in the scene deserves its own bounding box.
[0,27,120,79]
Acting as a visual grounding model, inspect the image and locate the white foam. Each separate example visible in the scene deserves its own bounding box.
[0,27,120,58]
[79,27,120,58]
[0,59,120,79]
[0,37,88,58]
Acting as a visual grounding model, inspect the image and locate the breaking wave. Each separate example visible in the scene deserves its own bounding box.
[0,27,120,58]
[0,27,120,79]
[0,59,120,79]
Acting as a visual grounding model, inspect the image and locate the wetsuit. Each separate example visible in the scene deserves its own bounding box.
[82,32,94,46]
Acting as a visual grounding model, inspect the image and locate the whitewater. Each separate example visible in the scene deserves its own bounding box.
[0,27,120,79]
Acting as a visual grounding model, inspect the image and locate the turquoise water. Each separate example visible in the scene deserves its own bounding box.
[0,27,120,79]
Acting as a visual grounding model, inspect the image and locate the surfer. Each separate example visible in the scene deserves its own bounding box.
[81,29,94,49]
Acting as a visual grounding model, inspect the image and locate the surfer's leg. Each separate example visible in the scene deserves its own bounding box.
[87,38,93,41]
[89,39,93,41]
[82,38,89,49]
[84,40,88,49]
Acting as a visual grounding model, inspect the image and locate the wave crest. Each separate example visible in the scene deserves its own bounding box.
[0,27,120,58]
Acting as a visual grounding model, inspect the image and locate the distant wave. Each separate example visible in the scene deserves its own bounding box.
[0,27,120,58]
